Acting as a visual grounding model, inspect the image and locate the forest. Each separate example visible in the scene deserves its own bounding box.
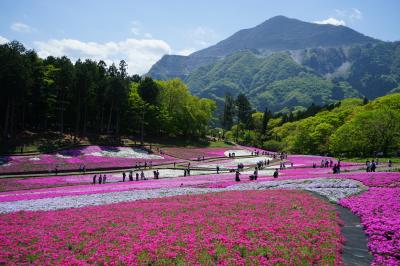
[220,92,400,157]
[0,41,215,145]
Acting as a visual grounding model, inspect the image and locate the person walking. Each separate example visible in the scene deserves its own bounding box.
[371,160,376,172]
[216,165,220,174]
[273,168,279,178]
[98,175,102,184]
[129,171,133,181]
[93,175,96,184]
[140,171,145,180]
[122,172,126,182]
[235,170,241,182]
[103,174,107,184]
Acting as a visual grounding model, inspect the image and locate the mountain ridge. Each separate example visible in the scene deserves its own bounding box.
[147,15,380,80]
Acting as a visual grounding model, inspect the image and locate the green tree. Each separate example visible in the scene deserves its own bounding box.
[138,77,160,105]
[236,93,252,128]
[222,93,235,131]
[330,108,400,156]
[262,107,272,134]
[251,112,264,132]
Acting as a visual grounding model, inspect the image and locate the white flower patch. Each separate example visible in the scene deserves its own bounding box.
[0,188,227,213]
[241,169,275,176]
[224,149,257,157]
[56,153,72,159]
[29,157,41,161]
[196,161,233,169]
[226,178,364,202]
[232,156,272,166]
[129,168,213,179]
[89,147,164,159]
[198,156,272,169]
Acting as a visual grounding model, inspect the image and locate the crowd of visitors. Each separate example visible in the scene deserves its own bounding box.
[92,174,107,184]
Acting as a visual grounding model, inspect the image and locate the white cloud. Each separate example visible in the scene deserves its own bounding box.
[10,22,33,32]
[349,8,363,21]
[175,48,196,56]
[0,35,9,44]
[334,8,363,23]
[188,26,219,48]
[144,33,153,38]
[314,18,346,26]
[131,20,141,35]
[34,38,171,75]
[131,27,140,35]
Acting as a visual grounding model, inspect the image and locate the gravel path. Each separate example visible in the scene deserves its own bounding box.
[0,178,365,213]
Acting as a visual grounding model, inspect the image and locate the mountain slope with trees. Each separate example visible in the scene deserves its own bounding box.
[147,15,379,80]
[187,41,400,114]
[148,16,400,116]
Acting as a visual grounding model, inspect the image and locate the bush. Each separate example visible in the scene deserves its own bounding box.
[262,140,284,152]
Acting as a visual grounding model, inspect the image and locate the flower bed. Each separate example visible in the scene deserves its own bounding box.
[336,172,400,188]
[0,168,218,192]
[0,173,252,202]
[287,155,360,168]
[197,156,272,169]
[340,188,400,265]
[0,146,179,174]
[0,190,344,265]
[162,146,263,160]
[0,177,363,210]
[2,165,398,200]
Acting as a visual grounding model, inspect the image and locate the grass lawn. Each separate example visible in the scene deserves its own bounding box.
[342,157,400,163]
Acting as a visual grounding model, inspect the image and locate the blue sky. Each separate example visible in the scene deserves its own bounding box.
[1,0,399,74]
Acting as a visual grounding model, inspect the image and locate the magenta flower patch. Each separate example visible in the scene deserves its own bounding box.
[340,188,400,265]
[0,190,344,265]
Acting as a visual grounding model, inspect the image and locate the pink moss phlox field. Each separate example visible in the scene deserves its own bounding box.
[335,172,400,188]
[287,155,360,167]
[2,170,355,202]
[0,173,268,202]
[340,188,400,265]
[0,146,179,174]
[162,146,267,160]
[162,147,233,160]
[0,190,344,265]
[1,168,399,201]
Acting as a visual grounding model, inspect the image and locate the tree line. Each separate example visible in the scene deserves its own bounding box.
[220,92,400,157]
[0,41,215,143]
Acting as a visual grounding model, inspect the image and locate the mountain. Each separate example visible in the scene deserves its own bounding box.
[187,41,400,113]
[147,16,400,117]
[147,15,379,80]
[186,50,362,113]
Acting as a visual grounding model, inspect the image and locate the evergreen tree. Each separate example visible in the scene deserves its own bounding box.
[138,77,160,105]
[236,93,252,128]
[363,96,369,105]
[222,93,234,130]
[262,107,272,133]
